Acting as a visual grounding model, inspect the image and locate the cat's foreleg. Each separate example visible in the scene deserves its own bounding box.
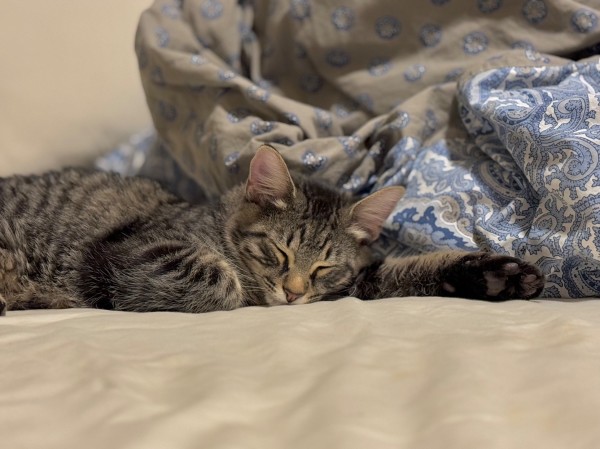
[91,241,248,313]
[350,251,545,301]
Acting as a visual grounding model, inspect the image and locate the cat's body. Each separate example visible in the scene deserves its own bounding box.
[0,146,545,314]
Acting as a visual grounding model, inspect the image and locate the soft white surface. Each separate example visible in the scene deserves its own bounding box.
[0,1,152,175]
[2,297,600,449]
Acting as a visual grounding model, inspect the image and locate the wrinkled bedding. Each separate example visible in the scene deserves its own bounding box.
[3,298,600,449]
[120,0,600,298]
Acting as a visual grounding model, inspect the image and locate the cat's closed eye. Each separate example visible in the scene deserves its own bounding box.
[310,265,334,281]
[272,245,290,273]
[314,265,353,289]
[244,242,278,268]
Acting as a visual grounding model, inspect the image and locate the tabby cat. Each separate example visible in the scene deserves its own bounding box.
[0,145,544,315]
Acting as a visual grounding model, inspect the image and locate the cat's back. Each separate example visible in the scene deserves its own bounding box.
[0,168,178,253]
[1,167,167,196]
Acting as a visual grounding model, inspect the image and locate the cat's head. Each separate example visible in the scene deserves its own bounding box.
[225,145,404,307]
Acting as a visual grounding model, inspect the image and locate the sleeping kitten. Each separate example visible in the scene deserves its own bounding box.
[0,145,544,315]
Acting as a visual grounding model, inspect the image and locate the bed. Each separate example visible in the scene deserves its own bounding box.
[1,1,600,448]
[3,298,600,449]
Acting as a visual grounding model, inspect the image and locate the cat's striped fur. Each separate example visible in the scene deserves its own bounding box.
[0,145,545,314]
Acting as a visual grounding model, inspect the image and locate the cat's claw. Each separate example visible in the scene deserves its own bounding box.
[442,253,545,301]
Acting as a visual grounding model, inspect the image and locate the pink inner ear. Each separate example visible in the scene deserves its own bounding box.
[246,145,295,206]
[350,187,405,242]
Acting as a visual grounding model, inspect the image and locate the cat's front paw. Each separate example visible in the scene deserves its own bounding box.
[441,252,545,301]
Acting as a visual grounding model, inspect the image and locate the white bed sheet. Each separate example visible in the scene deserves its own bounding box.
[1,297,600,449]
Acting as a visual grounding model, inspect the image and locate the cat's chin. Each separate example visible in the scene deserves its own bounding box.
[267,298,291,307]
[264,292,312,306]
[263,291,287,306]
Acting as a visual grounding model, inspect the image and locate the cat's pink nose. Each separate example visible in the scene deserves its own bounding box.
[284,288,303,303]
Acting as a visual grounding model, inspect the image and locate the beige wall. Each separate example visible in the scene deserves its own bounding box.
[0,1,153,175]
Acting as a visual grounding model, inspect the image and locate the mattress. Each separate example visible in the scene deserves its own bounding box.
[2,297,600,449]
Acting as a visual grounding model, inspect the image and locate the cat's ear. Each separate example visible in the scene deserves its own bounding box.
[246,145,296,208]
[348,187,405,243]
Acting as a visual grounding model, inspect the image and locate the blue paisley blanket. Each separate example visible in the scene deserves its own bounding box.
[99,0,600,298]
